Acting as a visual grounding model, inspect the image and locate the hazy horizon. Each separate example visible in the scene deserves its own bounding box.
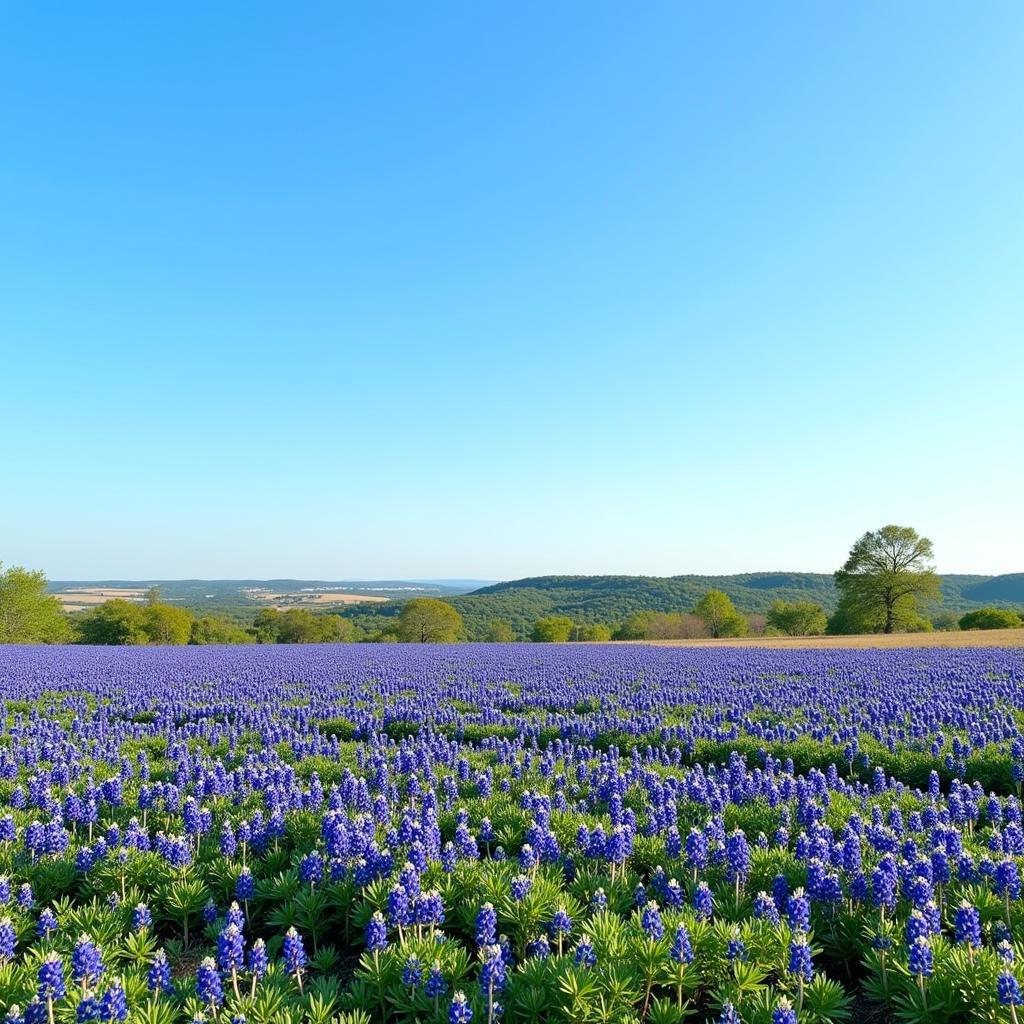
[41,564,1022,586]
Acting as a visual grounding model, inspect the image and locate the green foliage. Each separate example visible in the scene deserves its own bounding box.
[531,616,575,642]
[766,599,827,636]
[77,598,150,644]
[833,524,940,634]
[959,607,1023,630]
[485,619,516,642]
[576,622,612,641]
[612,612,655,641]
[189,614,253,644]
[143,602,194,644]
[252,608,359,643]
[0,563,72,643]
[397,598,463,643]
[693,590,747,638]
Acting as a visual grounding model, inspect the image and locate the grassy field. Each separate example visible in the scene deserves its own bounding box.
[642,627,1024,648]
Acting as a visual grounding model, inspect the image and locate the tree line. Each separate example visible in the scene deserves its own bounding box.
[1,526,1022,644]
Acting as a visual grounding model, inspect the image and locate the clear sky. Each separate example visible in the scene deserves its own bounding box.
[3,3,1022,581]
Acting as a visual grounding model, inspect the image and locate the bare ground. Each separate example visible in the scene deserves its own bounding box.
[638,628,1024,649]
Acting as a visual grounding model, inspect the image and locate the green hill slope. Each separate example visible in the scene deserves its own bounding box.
[341,571,1022,640]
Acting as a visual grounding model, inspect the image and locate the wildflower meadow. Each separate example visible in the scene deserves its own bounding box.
[1,644,1023,1024]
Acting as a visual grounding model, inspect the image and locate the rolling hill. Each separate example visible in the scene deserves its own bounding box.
[333,572,1022,640]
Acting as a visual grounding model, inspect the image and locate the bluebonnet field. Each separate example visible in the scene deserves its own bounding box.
[2,645,1024,1024]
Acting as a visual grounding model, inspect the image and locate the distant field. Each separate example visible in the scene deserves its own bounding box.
[54,587,148,613]
[643,628,1024,648]
[243,589,388,609]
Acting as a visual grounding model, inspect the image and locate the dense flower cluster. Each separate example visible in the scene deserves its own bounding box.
[0,643,1022,1022]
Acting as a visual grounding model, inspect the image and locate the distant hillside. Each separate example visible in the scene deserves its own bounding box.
[341,571,1023,640]
[960,573,1024,604]
[49,572,1024,642]
[48,578,480,618]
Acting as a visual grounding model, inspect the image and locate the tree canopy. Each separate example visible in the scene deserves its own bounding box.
[959,607,1023,630]
[834,525,940,634]
[397,599,463,643]
[531,616,575,642]
[692,590,747,638]
[485,619,515,643]
[766,599,827,636]
[0,563,71,643]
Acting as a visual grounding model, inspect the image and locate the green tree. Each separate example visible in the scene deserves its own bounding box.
[77,599,149,645]
[190,615,252,644]
[251,608,283,643]
[485,619,515,642]
[142,603,194,644]
[612,611,654,641]
[575,622,612,641]
[397,598,463,643]
[959,607,1023,630]
[315,614,359,642]
[0,563,71,643]
[531,615,575,642]
[766,599,827,636]
[931,610,961,632]
[834,525,940,634]
[693,590,747,638]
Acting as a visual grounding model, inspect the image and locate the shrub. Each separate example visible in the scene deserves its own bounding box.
[531,616,575,642]
[959,607,1023,630]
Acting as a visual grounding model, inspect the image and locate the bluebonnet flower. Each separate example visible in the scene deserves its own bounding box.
[76,995,99,1023]
[196,958,223,1008]
[283,927,307,982]
[772,998,798,1024]
[449,992,473,1023]
[954,902,981,949]
[366,912,388,952]
[99,979,127,1023]
[402,956,425,988]
[550,908,572,938]
[38,954,66,1001]
[510,876,531,902]
[726,931,746,963]
[0,917,16,961]
[718,1004,740,1024]
[753,891,780,925]
[671,924,694,964]
[131,904,151,932]
[789,939,813,981]
[236,868,255,902]
[475,904,497,948]
[641,901,664,940]
[248,939,268,983]
[693,882,713,921]
[786,889,810,933]
[37,908,58,939]
[725,830,751,890]
[480,944,507,996]
[17,884,34,912]
[217,924,245,974]
[425,962,448,999]
[575,938,597,967]
[908,937,933,978]
[147,950,173,995]
[998,973,1024,1006]
[72,937,104,987]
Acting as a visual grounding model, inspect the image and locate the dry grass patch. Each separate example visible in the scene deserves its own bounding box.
[641,628,1024,649]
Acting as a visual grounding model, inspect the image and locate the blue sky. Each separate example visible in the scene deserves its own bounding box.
[3,3,1022,580]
